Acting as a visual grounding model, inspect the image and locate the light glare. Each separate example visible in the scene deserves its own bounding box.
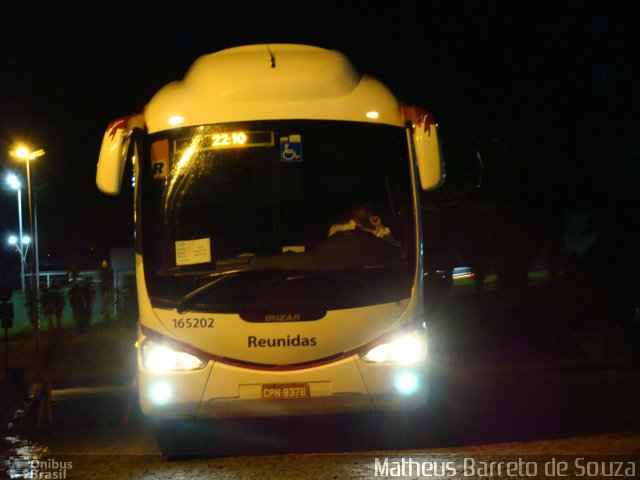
[15,147,29,159]
[366,111,380,119]
[142,340,206,372]
[11,147,45,160]
[168,115,184,126]
[362,332,425,364]
[149,382,172,405]
[145,345,174,372]
[6,174,20,190]
[390,336,423,364]
[395,372,419,395]
[365,343,390,363]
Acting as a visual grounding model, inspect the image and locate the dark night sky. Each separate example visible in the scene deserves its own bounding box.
[1,1,639,267]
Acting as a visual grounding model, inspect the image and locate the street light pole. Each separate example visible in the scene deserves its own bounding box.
[6,174,25,294]
[25,155,35,293]
[17,187,25,293]
[34,183,40,293]
[9,145,45,379]
[9,147,44,292]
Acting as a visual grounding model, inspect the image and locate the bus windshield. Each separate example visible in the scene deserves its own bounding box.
[139,120,417,314]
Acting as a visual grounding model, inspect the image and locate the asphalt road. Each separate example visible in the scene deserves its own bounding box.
[1,364,638,479]
[3,429,640,479]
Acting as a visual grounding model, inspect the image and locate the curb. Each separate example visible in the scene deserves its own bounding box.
[2,376,138,433]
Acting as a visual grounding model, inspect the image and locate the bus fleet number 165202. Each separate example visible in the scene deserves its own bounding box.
[172,318,215,329]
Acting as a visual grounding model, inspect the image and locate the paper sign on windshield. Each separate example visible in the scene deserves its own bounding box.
[175,238,212,266]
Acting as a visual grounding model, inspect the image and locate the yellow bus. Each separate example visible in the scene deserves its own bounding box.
[96,44,443,454]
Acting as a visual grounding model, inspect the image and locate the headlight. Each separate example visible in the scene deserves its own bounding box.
[360,331,426,364]
[141,339,207,372]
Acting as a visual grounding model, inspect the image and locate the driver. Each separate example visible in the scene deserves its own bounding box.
[328,202,394,242]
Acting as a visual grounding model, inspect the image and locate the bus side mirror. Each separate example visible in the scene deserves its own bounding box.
[414,122,444,191]
[402,105,445,191]
[96,114,144,195]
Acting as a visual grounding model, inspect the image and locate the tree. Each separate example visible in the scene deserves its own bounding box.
[25,285,39,330]
[81,276,94,327]
[99,260,114,324]
[68,264,94,333]
[39,284,55,331]
[50,280,65,331]
[116,274,138,326]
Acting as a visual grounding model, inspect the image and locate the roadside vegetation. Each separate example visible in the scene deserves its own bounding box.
[3,323,136,387]
[1,262,138,387]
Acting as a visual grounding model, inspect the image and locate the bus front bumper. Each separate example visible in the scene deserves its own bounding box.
[139,356,428,420]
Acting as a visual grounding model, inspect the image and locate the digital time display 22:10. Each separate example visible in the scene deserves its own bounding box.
[209,131,274,149]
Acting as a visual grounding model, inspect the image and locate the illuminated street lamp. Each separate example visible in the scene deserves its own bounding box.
[9,145,45,378]
[7,234,31,291]
[8,235,30,248]
[5,174,26,293]
[7,234,30,292]
[9,145,45,295]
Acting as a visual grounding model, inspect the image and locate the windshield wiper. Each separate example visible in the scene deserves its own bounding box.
[175,268,331,313]
[176,271,241,313]
[175,268,298,313]
[175,267,401,313]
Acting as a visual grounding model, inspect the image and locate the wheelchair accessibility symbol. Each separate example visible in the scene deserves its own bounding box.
[280,135,302,162]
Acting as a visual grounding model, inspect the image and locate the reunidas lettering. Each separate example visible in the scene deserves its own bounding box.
[248,334,317,348]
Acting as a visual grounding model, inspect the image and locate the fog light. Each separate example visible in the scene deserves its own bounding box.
[149,382,172,405]
[395,372,419,395]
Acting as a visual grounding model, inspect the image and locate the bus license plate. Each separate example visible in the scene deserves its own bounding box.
[262,383,310,400]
